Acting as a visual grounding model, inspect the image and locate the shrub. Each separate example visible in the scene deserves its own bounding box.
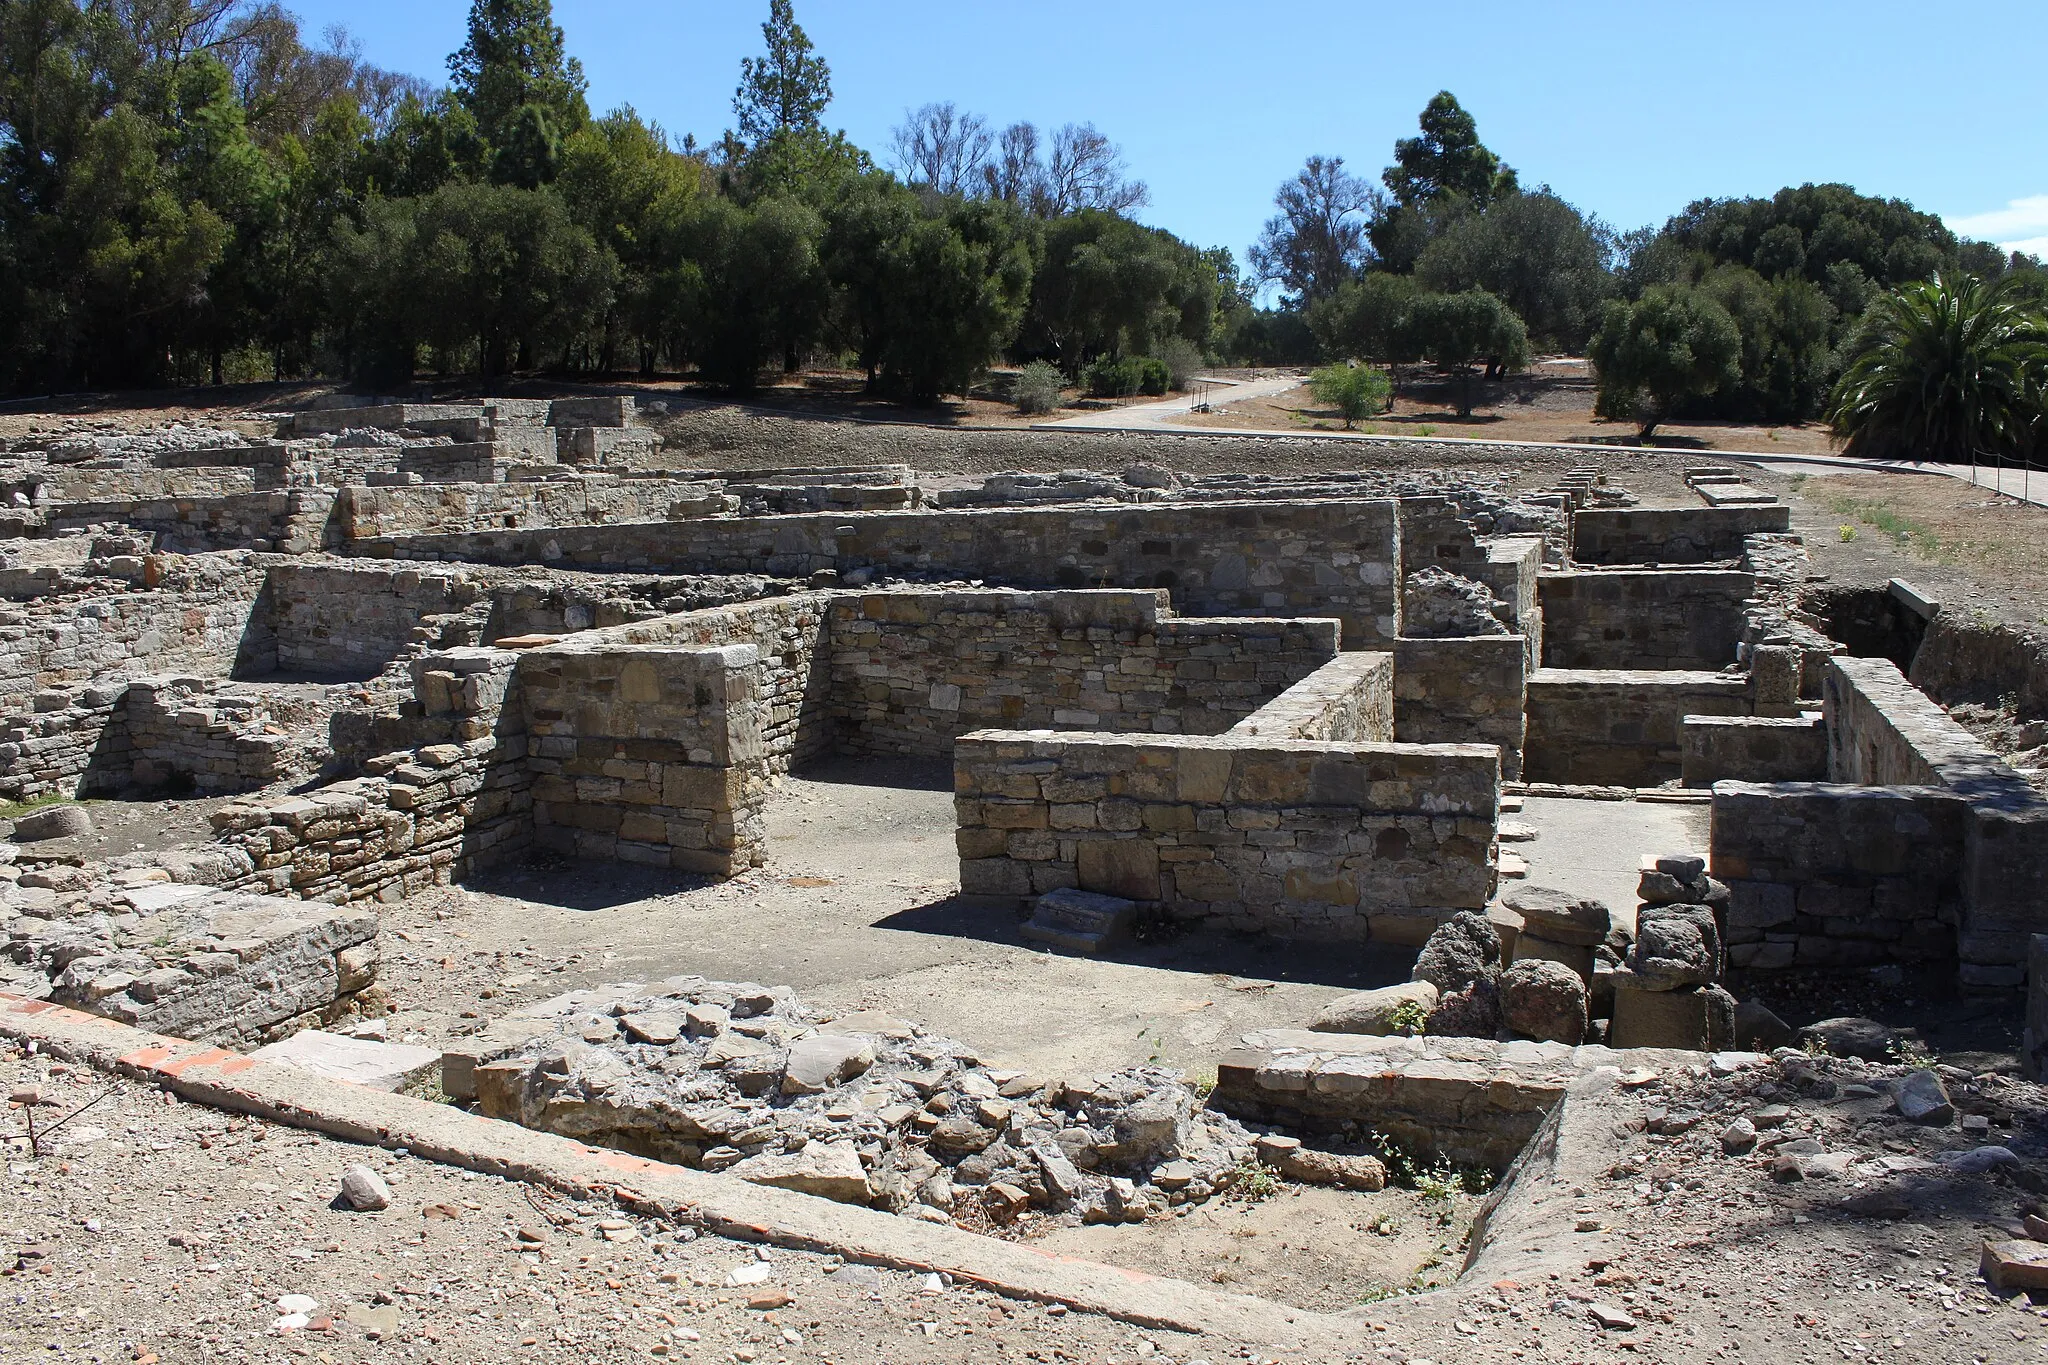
[1136,356,1171,395]
[1308,363,1392,428]
[1010,361,1064,415]
[1154,336,1205,390]
[1085,355,1144,398]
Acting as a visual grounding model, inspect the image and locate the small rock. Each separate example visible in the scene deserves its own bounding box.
[12,805,92,842]
[1942,1145,2019,1174]
[1501,886,1610,947]
[1733,1000,1794,1052]
[1720,1117,1757,1155]
[1412,910,1502,995]
[1308,980,1437,1035]
[727,1262,772,1287]
[338,1165,390,1212]
[1799,1016,1897,1061]
[1499,957,1589,1044]
[1588,1302,1638,1331]
[1892,1069,1954,1125]
[1841,1186,1912,1220]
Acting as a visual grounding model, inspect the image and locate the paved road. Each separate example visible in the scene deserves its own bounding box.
[1034,375,2048,509]
[1032,373,1304,430]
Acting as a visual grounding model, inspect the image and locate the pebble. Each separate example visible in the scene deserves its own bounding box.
[727,1262,772,1286]
[338,1164,391,1212]
[1720,1117,1758,1154]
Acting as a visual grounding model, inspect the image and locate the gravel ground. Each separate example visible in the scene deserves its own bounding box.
[2,1052,1235,1365]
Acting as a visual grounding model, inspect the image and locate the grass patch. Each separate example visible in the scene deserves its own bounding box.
[1805,487,1948,558]
[0,794,87,821]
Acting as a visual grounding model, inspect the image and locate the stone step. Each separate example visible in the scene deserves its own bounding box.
[1021,888,1136,954]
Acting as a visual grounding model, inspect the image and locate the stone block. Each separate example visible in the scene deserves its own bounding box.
[249,1030,440,1093]
[1608,977,1733,1050]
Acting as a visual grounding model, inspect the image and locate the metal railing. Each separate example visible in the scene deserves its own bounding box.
[1967,447,2046,507]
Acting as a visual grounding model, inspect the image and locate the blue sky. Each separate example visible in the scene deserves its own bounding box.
[298,0,2048,264]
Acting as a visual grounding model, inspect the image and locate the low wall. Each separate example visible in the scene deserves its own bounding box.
[266,562,488,677]
[826,589,1341,759]
[953,730,1498,943]
[1681,713,1826,787]
[1710,782,1966,971]
[1226,653,1392,742]
[1821,655,2048,985]
[47,491,336,554]
[1570,505,1790,565]
[346,499,1407,649]
[1524,669,1749,786]
[337,479,729,541]
[1538,569,1752,670]
[1393,636,1528,779]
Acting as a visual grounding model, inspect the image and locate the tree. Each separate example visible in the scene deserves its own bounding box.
[871,198,1033,401]
[1588,285,1743,438]
[889,102,991,196]
[1308,363,1390,428]
[1382,91,1517,211]
[733,0,830,146]
[1413,188,1614,350]
[679,194,828,390]
[978,121,1146,218]
[1699,264,1837,422]
[1308,272,1418,363]
[1249,156,1376,307]
[1024,211,1215,372]
[448,0,589,170]
[1408,289,1530,415]
[1827,273,2048,463]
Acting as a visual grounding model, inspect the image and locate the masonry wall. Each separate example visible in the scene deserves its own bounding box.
[266,562,489,677]
[1393,636,1529,779]
[825,589,1341,759]
[1226,653,1392,743]
[1570,505,1791,565]
[1680,714,1826,787]
[1523,669,1749,786]
[953,730,1498,943]
[518,639,766,876]
[337,479,729,541]
[48,491,336,554]
[347,499,1407,648]
[1538,569,1753,670]
[1710,781,1965,971]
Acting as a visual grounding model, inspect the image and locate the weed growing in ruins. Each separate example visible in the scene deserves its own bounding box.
[1223,1157,1282,1203]
[1887,1037,1935,1067]
[1011,362,1064,415]
[1383,998,1429,1037]
[0,794,82,821]
[1839,524,1858,542]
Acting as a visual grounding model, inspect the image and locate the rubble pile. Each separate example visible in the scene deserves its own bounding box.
[458,977,1283,1226]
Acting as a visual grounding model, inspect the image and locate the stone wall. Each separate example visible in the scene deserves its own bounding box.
[47,491,336,554]
[336,479,730,542]
[265,561,489,677]
[826,589,1341,759]
[1680,713,1826,787]
[1538,569,1753,670]
[122,676,302,794]
[953,730,1498,943]
[1393,636,1529,779]
[0,682,128,801]
[1710,781,1965,971]
[1570,505,1791,565]
[518,638,766,876]
[1523,669,1749,786]
[1226,653,1392,742]
[348,499,1408,649]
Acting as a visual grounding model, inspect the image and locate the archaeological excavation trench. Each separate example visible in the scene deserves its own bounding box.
[4,398,2048,1329]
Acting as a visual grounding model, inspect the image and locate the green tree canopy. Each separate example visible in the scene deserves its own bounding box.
[1413,189,1614,350]
[733,0,830,146]
[448,0,589,177]
[1588,284,1743,438]
[1382,92,1517,211]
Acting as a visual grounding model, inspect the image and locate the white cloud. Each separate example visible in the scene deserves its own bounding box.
[1945,195,2048,251]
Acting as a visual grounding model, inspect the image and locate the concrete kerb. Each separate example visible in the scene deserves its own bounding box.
[0,992,1363,1352]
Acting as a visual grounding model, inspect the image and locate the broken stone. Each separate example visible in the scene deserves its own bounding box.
[780,1034,876,1096]
[1630,905,1720,989]
[1411,910,1502,995]
[728,1140,872,1205]
[12,804,93,842]
[1425,975,1502,1039]
[1733,1000,1793,1052]
[1498,957,1588,1044]
[1892,1069,1954,1125]
[1501,885,1610,947]
[338,1165,391,1212]
[1401,566,1511,638]
[1981,1240,2048,1293]
[1719,1117,1757,1154]
[1307,980,1437,1035]
[1799,1016,1899,1061]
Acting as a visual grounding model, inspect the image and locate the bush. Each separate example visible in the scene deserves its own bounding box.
[1308,363,1392,428]
[1010,361,1064,415]
[1154,336,1205,390]
[1085,355,1144,398]
[1136,356,1171,395]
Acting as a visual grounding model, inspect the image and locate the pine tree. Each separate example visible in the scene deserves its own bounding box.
[733,0,831,146]
[449,0,589,156]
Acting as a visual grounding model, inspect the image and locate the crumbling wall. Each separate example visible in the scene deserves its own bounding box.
[1538,569,1752,670]
[336,479,730,541]
[953,730,1498,943]
[349,499,1406,649]
[46,491,336,553]
[1680,714,1826,787]
[826,589,1341,759]
[266,562,487,677]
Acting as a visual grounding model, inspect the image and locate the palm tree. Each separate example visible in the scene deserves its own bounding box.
[1827,273,2048,463]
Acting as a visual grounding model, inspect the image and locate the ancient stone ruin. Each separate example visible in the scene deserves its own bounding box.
[3,396,2047,1345]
